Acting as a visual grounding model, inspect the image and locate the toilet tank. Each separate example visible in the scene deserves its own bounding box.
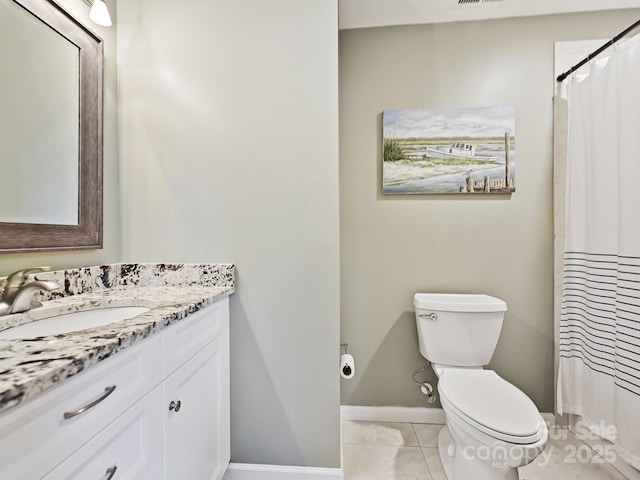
[414,293,507,367]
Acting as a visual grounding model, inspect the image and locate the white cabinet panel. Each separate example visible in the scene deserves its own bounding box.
[164,330,230,480]
[162,297,229,377]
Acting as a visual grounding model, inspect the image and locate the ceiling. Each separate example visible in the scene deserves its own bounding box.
[339,0,640,30]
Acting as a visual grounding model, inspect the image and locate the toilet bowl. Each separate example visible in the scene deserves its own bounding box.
[436,368,548,480]
[414,293,547,480]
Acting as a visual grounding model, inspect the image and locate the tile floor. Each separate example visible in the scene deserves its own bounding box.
[342,421,632,480]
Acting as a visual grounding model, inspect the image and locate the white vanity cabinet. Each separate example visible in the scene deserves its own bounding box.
[0,333,164,480]
[0,297,230,480]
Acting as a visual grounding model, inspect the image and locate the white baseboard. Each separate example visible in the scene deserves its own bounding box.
[341,405,445,424]
[540,412,556,427]
[223,463,344,480]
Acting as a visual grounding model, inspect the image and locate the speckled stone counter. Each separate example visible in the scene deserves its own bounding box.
[0,263,235,415]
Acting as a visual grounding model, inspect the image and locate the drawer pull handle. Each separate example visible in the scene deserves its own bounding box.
[169,399,182,412]
[105,464,118,480]
[63,385,117,419]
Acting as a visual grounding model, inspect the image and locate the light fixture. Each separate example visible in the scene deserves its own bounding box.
[84,0,112,27]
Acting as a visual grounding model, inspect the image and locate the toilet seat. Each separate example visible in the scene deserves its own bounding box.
[438,369,543,445]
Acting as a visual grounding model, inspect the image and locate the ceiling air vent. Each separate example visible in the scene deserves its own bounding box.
[457,0,507,4]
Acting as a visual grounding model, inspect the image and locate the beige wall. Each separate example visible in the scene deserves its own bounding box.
[0,0,121,276]
[117,0,341,468]
[339,9,640,413]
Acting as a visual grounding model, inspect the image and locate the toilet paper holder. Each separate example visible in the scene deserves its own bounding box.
[340,343,355,379]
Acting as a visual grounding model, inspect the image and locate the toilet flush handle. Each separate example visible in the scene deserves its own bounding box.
[419,312,438,321]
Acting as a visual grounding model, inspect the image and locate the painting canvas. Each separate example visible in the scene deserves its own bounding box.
[382,106,516,194]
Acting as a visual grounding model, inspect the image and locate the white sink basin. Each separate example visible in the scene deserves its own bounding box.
[0,306,150,339]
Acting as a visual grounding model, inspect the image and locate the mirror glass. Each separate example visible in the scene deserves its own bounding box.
[0,0,103,252]
[0,0,79,225]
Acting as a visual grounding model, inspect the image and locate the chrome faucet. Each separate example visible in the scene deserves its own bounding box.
[0,267,62,316]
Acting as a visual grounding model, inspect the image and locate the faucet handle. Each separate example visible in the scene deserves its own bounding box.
[5,267,52,288]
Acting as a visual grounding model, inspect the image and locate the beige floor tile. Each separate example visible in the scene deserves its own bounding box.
[582,437,640,480]
[343,420,630,480]
[413,424,443,448]
[343,421,419,446]
[519,452,629,480]
[545,426,587,453]
[343,444,432,480]
[421,447,447,480]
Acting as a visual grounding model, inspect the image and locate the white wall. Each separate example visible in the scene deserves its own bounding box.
[0,0,121,276]
[339,9,640,413]
[117,0,341,468]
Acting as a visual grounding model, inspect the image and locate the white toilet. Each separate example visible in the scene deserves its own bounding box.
[414,293,548,480]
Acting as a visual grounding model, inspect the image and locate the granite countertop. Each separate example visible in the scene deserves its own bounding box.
[0,263,235,415]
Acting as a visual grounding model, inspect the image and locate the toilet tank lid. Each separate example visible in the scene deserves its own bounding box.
[413,293,507,312]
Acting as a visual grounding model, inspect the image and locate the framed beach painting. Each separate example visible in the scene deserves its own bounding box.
[382,106,516,194]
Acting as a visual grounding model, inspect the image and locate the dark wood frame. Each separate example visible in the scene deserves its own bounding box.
[0,0,103,252]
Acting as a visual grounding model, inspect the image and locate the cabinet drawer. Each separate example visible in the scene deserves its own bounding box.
[0,334,162,480]
[162,297,229,376]
[43,386,163,480]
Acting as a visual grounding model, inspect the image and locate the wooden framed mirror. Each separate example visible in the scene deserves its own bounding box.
[0,0,103,252]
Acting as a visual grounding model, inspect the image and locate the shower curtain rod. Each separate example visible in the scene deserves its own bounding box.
[556,18,640,82]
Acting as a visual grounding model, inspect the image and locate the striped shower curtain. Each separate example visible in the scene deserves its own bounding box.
[557,33,640,469]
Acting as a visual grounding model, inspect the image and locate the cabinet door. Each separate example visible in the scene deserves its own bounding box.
[43,386,163,480]
[163,331,230,480]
